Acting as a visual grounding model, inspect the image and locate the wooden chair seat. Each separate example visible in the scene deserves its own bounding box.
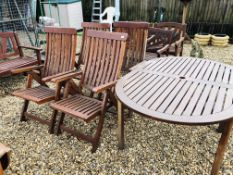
[0,32,42,77]
[146,44,164,52]
[0,56,37,76]
[13,86,55,105]
[51,94,102,122]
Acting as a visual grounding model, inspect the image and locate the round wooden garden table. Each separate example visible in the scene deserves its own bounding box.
[115,57,233,175]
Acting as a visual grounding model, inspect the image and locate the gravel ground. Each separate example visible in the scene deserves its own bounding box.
[0,44,233,175]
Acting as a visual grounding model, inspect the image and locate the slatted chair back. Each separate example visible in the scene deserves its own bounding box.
[43,27,77,78]
[81,30,127,91]
[155,22,186,44]
[113,21,149,72]
[155,22,187,40]
[147,28,174,53]
[77,22,110,66]
[148,28,173,46]
[0,32,22,59]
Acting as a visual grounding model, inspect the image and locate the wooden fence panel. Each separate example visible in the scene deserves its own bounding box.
[82,0,233,39]
[101,0,233,24]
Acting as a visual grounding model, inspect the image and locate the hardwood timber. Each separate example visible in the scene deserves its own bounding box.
[116,57,233,175]
[12,27,77,133]
[146,28,174,57]
[0,32,40,77]
[76,22,110,67]
[50,30,128,152]
[154,22,187,56]
[113,21,149,72]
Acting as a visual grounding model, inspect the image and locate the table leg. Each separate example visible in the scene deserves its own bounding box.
[216,122,225,133]
[117,100,124,149]
[211,119,233,175]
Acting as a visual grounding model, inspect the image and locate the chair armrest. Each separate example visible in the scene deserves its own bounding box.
[157,44,170,54]
[18,45,43,52]
[92,81,116,93]
[147,35,155,44]
[51,71,83,83]
[11,65,44,74]
[175,37,185,46]
[42,70,76,82]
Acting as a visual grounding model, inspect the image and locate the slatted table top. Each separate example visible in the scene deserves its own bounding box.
[116,57,233,124]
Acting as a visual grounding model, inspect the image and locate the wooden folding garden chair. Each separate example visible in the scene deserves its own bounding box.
[146,28,174,58]
[50,30,128,152]
[113,21,149,73]
[76,22,110,68]
[155,22,187,56]
[12,27,77,133]
[0,32,41,77]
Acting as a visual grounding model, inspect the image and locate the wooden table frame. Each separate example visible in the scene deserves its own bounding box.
[116,57,233,175]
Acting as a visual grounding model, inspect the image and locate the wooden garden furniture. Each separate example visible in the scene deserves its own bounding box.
[76,22,110,68]
[113,21,149,73]
[116,57,233,175]
[0,143,10,175]
[50,30,128,152]
[146,28,174,58]
[0,32,41,77]
[155,22,187,56]
[12,27,77,133]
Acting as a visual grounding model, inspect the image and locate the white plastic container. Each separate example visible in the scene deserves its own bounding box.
[42,0,83,30]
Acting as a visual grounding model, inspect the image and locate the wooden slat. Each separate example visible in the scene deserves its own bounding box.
[44,27,77,34]
[212,65,227,113]
[127,74,156,97]
[157,79,186,112]
[13,86,55,104]
[0,57,37,76]
[224,69,233,109]
[143,77,175,108]
[124,72,148,92]
[43,27,77,78]
[116,57,233,125]
[150,78,181,110]
[164,57,188,74]
[50,94,102,121]
[114,21,148,72]
[165,81,192,114]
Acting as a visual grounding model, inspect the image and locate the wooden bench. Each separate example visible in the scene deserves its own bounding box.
[0,32,41,77]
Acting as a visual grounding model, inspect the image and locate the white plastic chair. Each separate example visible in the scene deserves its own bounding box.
[100,7,116,32]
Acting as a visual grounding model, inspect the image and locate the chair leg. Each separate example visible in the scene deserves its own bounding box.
[55,112,65,135]
[91,114,105,153]
[20,100,29,121]
[128,109,133,118]
[49,110,58,134]
[180,49,183,56]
